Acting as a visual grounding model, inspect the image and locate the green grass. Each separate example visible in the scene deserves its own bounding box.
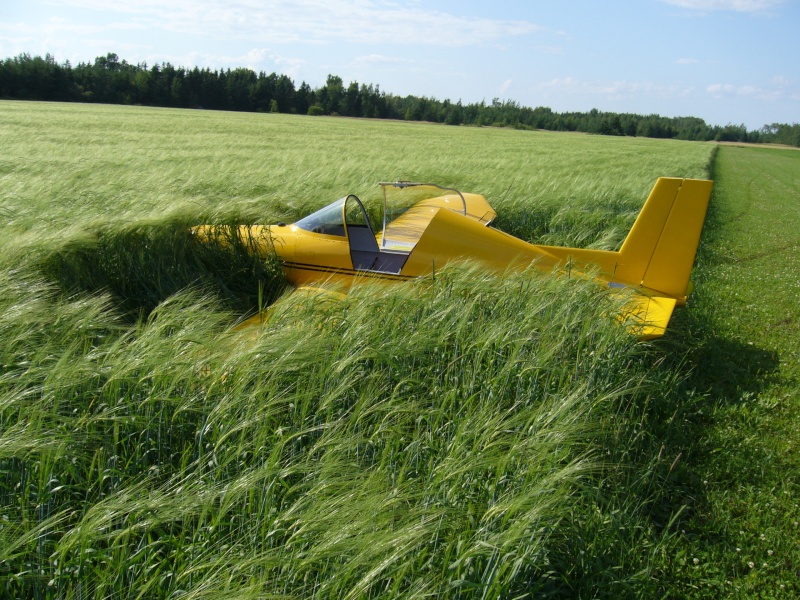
[2,99,797,598]
[657,145,800,598]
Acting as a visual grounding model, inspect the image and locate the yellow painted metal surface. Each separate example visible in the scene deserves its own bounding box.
[400,208,560,276]
[622,294,678,340]
[640,179,714,297]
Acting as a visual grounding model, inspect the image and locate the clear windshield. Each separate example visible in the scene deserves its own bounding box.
[294,198,346,236]
[379,182,466,250]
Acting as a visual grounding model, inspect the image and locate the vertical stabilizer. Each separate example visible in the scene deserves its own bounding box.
[617,178,713,298]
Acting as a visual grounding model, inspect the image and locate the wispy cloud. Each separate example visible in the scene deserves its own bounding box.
[351,54,416,68]
[662,0,782,12]
[0,18,148,60]
[44,0,542,47]
[535,77,693,99]
[498,79,513,97]
[348,54,424,79]
[706,82,786,100]
[1,16,144,37]
[149,48,306,78]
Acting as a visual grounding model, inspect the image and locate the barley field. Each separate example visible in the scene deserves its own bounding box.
[4,100,796,598]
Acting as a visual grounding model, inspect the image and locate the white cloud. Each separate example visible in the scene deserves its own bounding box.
[498,79,513,97]
[0,16,144,38]
[348,54,424,80]
[536,77,693,99]
[675,58,699,64]
[662,0,782,12]
[706,82,785,100]
[43,0,542,47]
[707,83,736,95]
[0,19,148,62]
[149,48,306,78]
[351,54,415,67]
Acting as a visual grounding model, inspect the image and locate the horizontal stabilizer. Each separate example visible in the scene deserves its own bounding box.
[618,294,677,340]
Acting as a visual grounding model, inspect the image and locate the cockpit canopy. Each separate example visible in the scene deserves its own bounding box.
[293,182,489,252]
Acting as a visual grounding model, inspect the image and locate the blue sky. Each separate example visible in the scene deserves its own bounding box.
[2,0,798,129]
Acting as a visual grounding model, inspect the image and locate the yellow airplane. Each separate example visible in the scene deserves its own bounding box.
[198,178,712,339]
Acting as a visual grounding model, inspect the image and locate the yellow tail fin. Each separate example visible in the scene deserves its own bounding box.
[616,178,713,299]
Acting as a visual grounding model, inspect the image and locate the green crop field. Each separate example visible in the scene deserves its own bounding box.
[1,100,797,598]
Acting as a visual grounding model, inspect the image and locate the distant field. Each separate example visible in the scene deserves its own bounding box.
[5,100,798,598]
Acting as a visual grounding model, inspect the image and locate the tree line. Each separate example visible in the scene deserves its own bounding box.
[2,52,798,146]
